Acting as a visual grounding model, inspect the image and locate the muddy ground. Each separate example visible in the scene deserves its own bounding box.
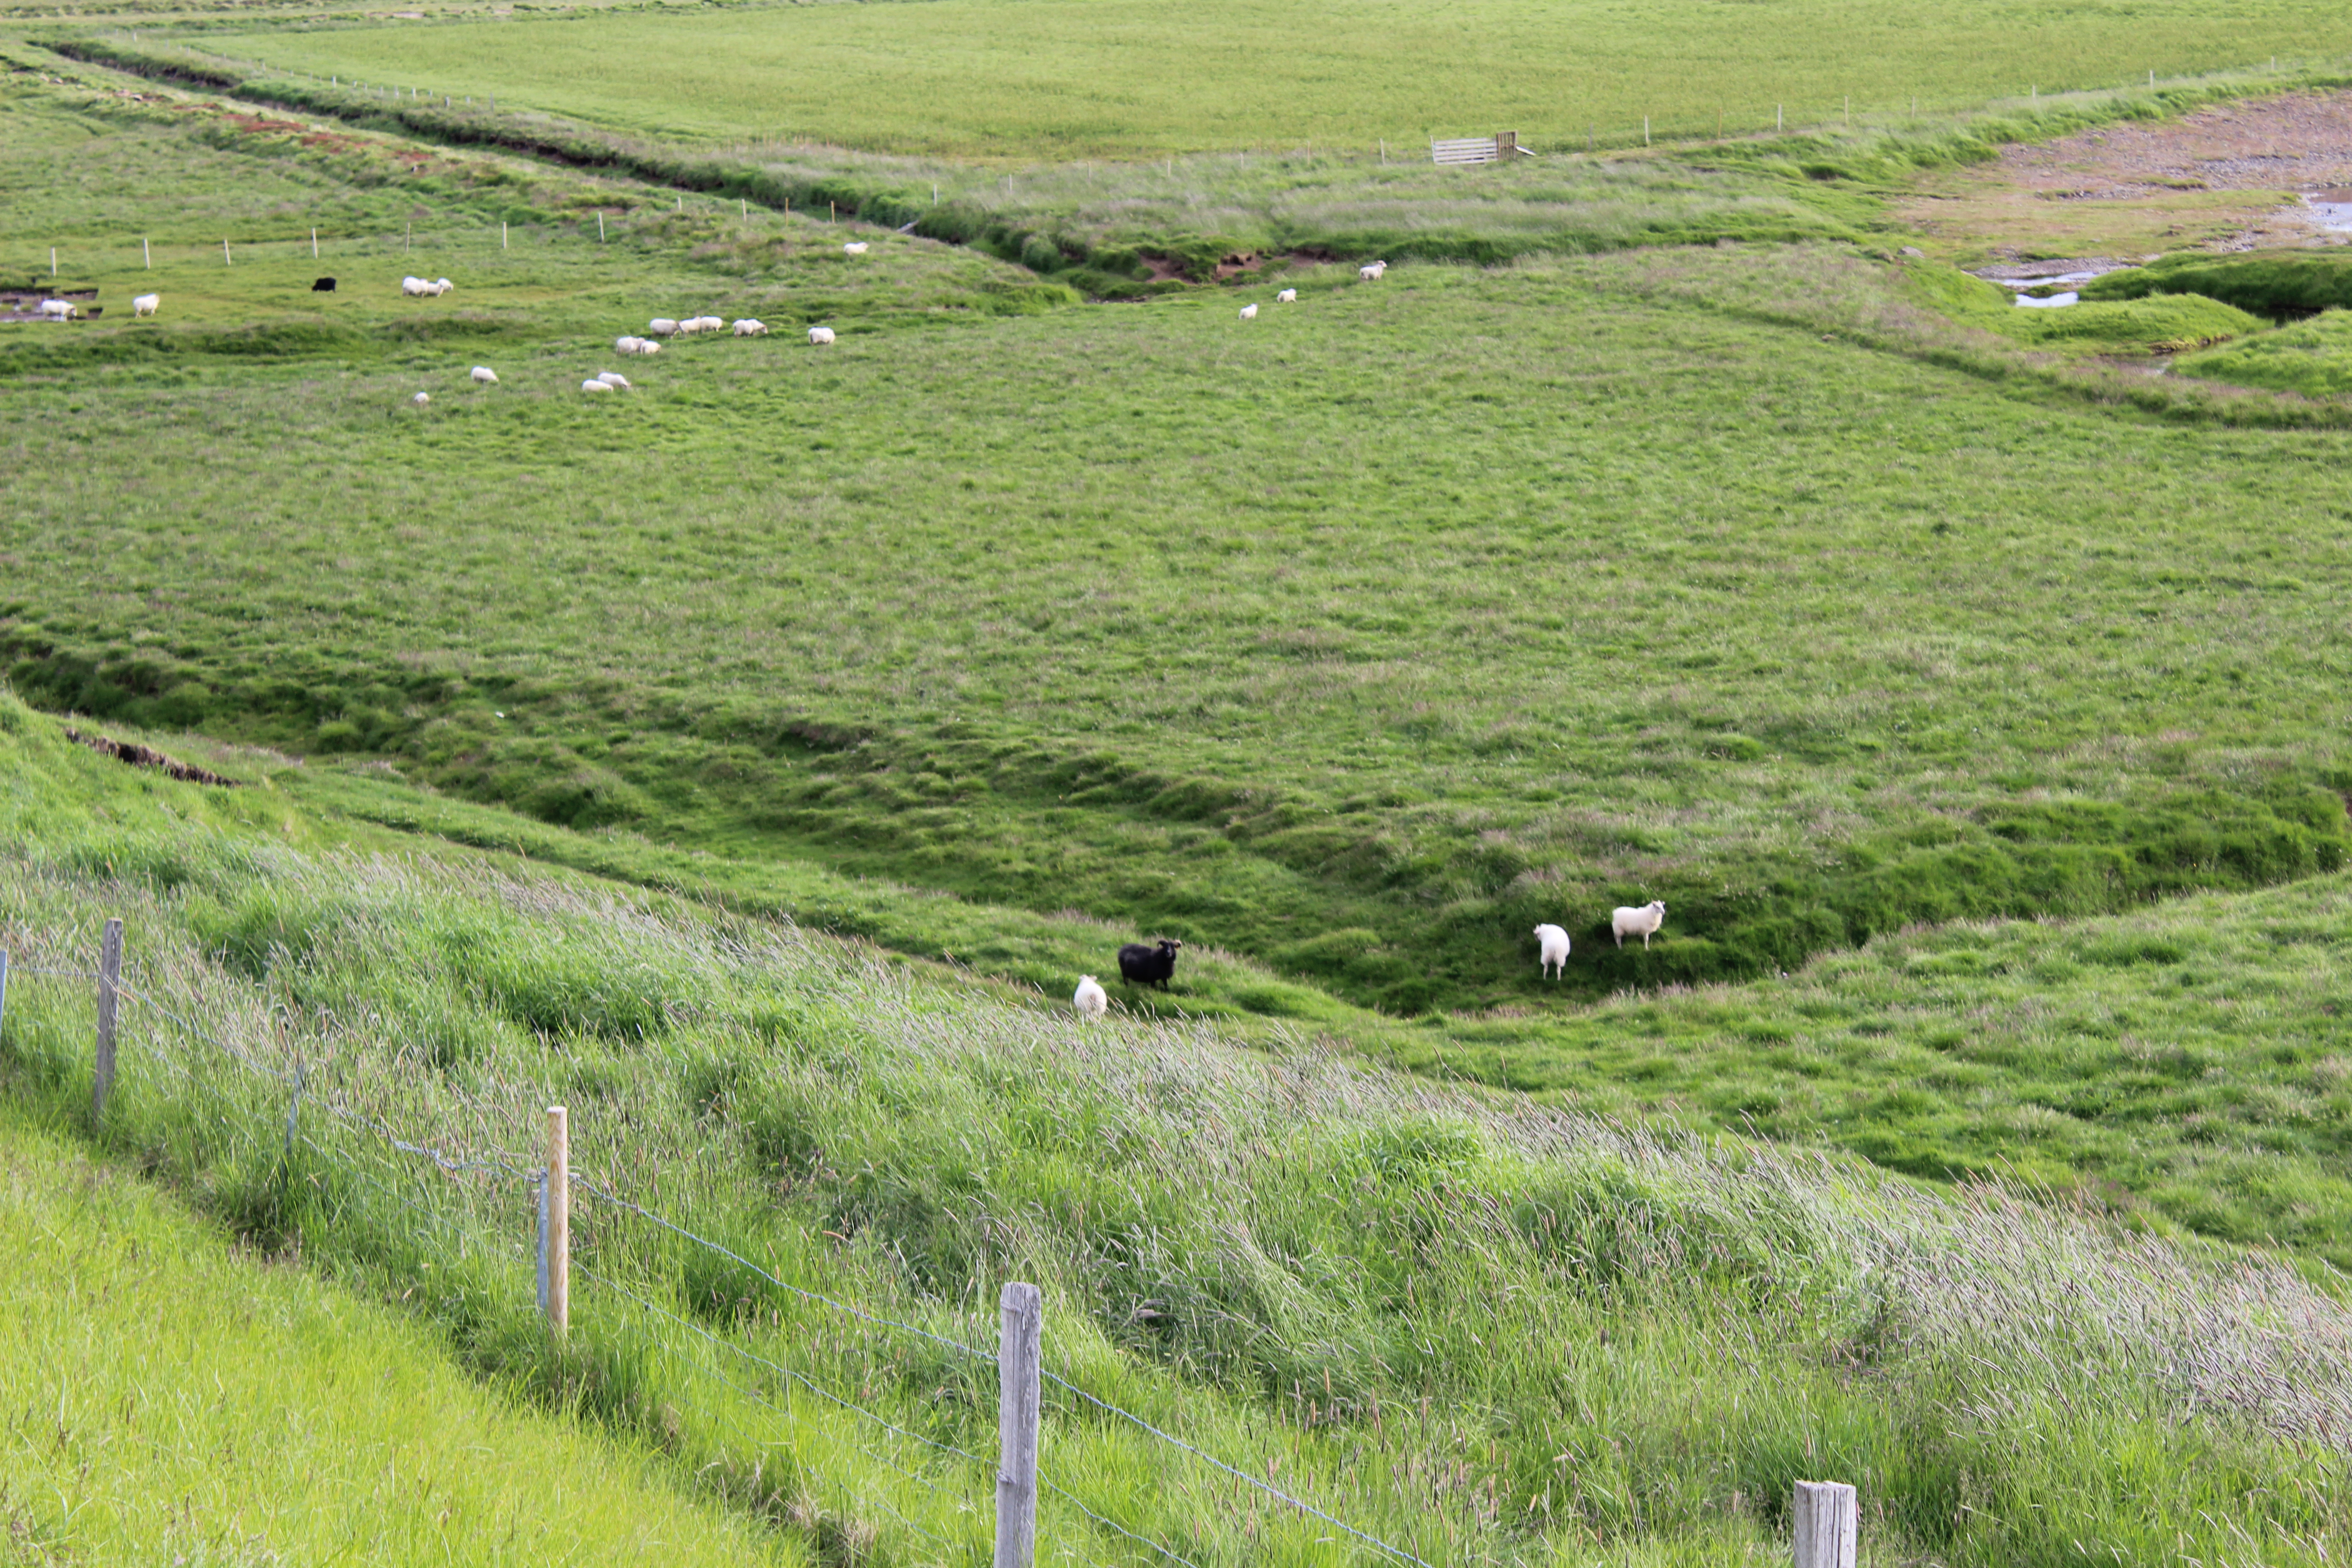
[1901,89,2352,276]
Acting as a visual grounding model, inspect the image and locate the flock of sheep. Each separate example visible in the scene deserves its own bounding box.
[1069,902,1666,1018]
[1234,259,1386,322]
[392,271,845,404]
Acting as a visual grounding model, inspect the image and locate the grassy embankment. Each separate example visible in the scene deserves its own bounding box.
[8,690,2352,1568]
[0,1100,809,1565]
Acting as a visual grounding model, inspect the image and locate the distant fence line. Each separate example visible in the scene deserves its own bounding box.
[0,928,1455,1568]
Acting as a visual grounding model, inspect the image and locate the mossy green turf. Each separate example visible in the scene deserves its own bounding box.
[199,0,2352,157]
[2182,308,2352,396]
[8,691,2352,1568]
[0,1102,804,1565]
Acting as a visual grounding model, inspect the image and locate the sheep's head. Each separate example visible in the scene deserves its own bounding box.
[1159,938,1184,953]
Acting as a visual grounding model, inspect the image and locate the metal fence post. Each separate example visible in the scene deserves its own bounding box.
[1794,1480,1858,1568]
[995,1282,1042,1568]
[546,1105,569,1335]
[91,919,123,1123]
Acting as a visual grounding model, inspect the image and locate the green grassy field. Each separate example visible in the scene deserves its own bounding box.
[9,69,2352,1025]
[182,0,2352,157]
[0,1101,804,1565]
[9,689,2352,1568]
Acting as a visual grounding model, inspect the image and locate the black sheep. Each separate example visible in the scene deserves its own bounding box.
[312,277,337,292]
[1117,938,1183,990]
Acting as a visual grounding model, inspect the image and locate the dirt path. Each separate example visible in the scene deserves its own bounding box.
[1900,89,2352,274]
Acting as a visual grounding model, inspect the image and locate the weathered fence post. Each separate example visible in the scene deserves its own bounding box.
[545,1104,569,1335]
[91,919,123,1124]
[995,1282,1042,1568]
[1793,1480,1858,1568]
[0,949,11,1039]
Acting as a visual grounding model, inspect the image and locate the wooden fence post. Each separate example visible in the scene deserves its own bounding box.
[995,1282,1042,1568]
[545,1105,569,1335]
[91,919,122,1124]
[1793,1480,1857,1568]
[0,949,11,1039]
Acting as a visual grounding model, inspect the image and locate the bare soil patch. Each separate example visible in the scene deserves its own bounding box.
[1901,90,2352,268]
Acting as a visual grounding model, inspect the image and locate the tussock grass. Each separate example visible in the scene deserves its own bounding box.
[5,691,2352,1567]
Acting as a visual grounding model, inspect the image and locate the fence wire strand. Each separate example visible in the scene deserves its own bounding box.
[572,1173,997,1367]
[1042,1369,1436,1568]
[573,1259,960,1553]
[1039,1470,1210,1568]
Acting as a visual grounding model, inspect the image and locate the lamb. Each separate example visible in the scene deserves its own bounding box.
[434,279,454,294]
[671,317,705,337]
[580,378,614,393]
[411,391,430,405]
[1073,975,1108,1020]
[36,299,76,321]
[615,335,647,354]
[132,293,161,318]
[401,275,430,296]
[311,277,336,292]
[807,325,836,345]
[637,340,662,356]
[596,370,632,388]
[842,241,869,256]
[731,318,767,336]
[1116,938,1183,991]
[470,365,498,384]
[1534,924,1571,980]
[1612,901,1667,949]
[1276,288,1297,304]
[647,318,681,337]
[1358,260,1388,281]
[1239,303,1258,320]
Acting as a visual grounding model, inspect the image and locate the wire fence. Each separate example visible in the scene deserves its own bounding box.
[0,928,1443,1568]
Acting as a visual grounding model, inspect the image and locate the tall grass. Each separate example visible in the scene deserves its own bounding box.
[4,697,2352,1566]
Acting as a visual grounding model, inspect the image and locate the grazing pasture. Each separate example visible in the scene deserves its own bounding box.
[198,0,2352,157]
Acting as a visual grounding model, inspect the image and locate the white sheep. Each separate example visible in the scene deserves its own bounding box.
[731,318,767,336]
[1534,924,1571,980]
[842,241,868,256]
[1612,901,1667,949]
[637,339,662,356]
[434,278,454,294]
[674,316,712,336]
[401,275,429,296]
[1276,288,1297,304]
[597,370,632,388]
[647,318,680,337]
[580,378,613,393]
[411,391,430,406]
[615,335,646,354]
[132,293,161,318]
[1073,975,1107,1021]
[470,365,498,384]
[1239,303,1258,320]
[1358,260,1388,281]
[36,299,76,320]
[807,325,835,345]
